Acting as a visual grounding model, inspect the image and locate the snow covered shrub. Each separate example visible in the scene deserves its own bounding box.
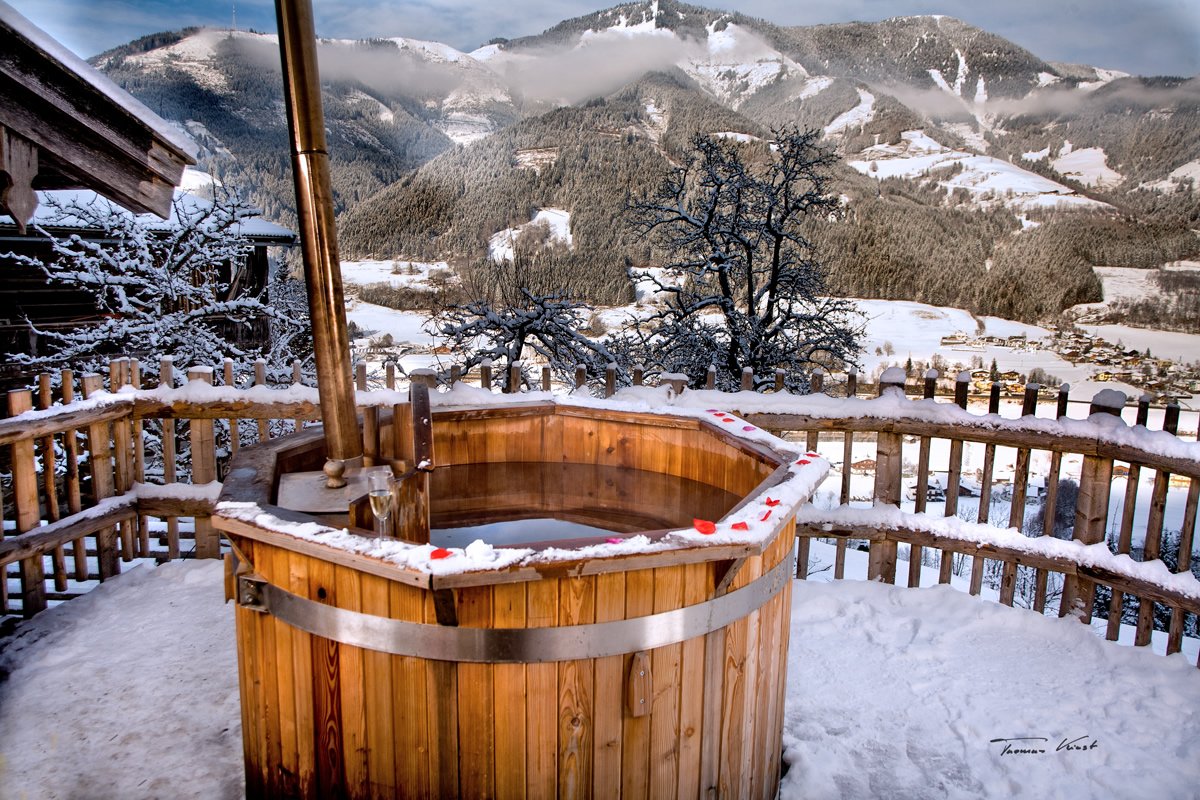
[1,188,310,384]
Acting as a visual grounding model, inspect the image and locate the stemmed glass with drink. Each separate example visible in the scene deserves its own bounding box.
[367,468,394,541]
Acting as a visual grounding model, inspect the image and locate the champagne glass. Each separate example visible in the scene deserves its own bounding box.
[367,469,394,541]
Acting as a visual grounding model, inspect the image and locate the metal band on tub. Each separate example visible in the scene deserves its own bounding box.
[237,553,793,663]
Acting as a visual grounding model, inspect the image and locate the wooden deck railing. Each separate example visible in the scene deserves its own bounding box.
[3,357,1198,668]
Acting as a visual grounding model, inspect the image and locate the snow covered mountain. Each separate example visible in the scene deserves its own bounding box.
[92,1,1200,325]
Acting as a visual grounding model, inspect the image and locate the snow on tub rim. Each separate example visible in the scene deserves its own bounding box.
[212,388,824,798]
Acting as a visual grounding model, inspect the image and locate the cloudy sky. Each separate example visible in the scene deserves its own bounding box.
[10,0,1200,77]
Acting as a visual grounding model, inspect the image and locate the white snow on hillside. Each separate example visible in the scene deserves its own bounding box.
[1052,145,1124,188]
[1142,158,1200,191]
[928,47,971,99]
[5,553,1200,798]
[488,208,574,263]
[1069,263,1200,322]
[713,131,761,143]
[789,75,834,102]
[123,28,263,92]
[437,111,495,145]
[581,0,665,40]
[823,88,875,136]
[682,22,807,108]
[340,259,453,291]
[469,43,502,61]
[1078,66,1130,91]
[386,36,466,63]
[851,130,1109,211]
[346,88,394,123]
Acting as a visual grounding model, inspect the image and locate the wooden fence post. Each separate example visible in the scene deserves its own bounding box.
[358,362,378,466]
[1060,390,1125,620]
[869,369,905,583]
[997,384,1040,605]
[1135,401,1179,644]
[159,358,180,559]
[187,367,219,559]
[81,373,119,580]
[480,358,492,391]
[254,359,269,443]
[223,358,240,458]
[908,370,939,588]
[940,371,970,585]
[36,374,67,590]
[605,362,617,398]
[9,389,45,616]
[507,360,522,394]
[60,369,86,580]
[129,359,150,558]
[110,359,135,561]
[969,382,1003,595]
[774,368,785,393]
[705,365,716,391]
[633,364,644,387]
[575,364,587,391]
[542,365,552,392]
[833,371,857,580]
[1106,395,1152,639]
[740,367,753,392]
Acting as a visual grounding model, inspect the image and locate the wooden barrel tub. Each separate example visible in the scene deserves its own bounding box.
[214,399,822,799]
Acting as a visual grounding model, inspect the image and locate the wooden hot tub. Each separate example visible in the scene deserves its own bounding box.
[214,397,823,799]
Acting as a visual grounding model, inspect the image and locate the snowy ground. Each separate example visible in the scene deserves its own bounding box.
[3,550,1198,799]
[848,130,1108,212]
[338,261,1200,416]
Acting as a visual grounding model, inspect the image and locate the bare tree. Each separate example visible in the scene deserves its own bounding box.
[429,249,615,389]
[622,127,862,390]
[2,188,310,383]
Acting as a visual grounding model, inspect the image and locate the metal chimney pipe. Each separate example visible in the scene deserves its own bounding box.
[273,0,362,482]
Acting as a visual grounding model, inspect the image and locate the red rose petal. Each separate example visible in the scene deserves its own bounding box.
[742,425,756,432]
[806,452,819,458]
[760,509,773,522]
[796,458,811,465]
[722,418,734,423]
[705,408,719,413]
[430,547,452,560]
[732,521,750,531]
[605,537,623,544]
[693,518,717,535]
[765,497,781,507]
[711,411,725,416]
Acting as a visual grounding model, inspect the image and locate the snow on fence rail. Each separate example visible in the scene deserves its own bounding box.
[2,357,1199,668]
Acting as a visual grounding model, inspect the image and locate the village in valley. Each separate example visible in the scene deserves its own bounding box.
[938,324,1200,402]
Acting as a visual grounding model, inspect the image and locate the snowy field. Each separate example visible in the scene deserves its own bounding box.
[338,259,1200,420]
[3,550,1199,799]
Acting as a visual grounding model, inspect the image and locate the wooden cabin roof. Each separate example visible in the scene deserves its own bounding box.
[0,185,298,246]
[0,1,197,229]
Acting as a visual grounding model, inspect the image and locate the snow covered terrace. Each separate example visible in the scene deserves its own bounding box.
[1,364,1199,797]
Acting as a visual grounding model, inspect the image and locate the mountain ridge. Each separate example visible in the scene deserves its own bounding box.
[88,2,1200,325]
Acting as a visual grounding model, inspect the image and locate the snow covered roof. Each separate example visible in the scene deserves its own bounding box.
[0,1,197,222]
[0,189,296,245]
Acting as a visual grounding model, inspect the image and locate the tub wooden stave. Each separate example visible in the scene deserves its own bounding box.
[224,403,800,799]
[231,520,795,799]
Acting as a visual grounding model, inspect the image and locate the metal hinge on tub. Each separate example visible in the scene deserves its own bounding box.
[238,574,269,613]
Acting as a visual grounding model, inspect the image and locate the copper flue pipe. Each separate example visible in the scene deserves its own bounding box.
[274,0,362,474]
